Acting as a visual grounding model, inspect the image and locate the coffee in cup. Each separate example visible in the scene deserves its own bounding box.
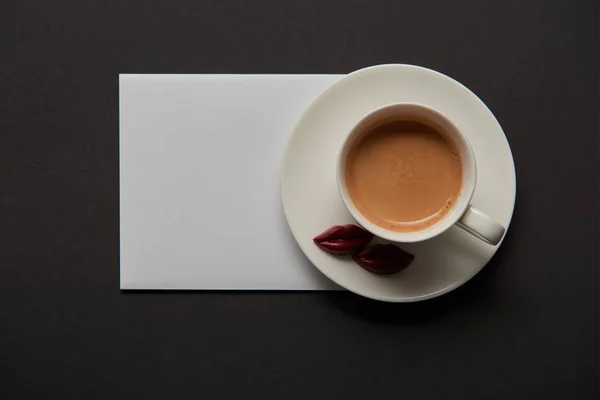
[345,119,462,233]
[337,103,505,245]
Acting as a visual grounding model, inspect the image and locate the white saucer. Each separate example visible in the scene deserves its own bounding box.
[281,64,516,302]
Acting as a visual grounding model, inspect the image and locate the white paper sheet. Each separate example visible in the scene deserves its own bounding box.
[119,74,342,289]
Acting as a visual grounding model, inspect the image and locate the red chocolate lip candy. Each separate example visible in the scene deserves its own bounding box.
[313,224,373,255]
[353,244,415,275]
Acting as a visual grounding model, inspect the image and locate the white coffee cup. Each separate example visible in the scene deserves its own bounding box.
[337,103,505,245]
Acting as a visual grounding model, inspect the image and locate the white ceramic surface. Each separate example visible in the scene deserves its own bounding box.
[281,64,516,302]
[336,103,505,245]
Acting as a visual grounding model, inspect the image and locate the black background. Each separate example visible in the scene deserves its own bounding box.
[1,1,598,399]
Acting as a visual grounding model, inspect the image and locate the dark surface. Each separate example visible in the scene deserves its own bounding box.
[1,0,598,399]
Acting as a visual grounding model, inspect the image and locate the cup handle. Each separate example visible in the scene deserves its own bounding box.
[456,205,506,245]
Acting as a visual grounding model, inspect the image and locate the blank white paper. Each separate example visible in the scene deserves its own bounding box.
[119,74,342,289]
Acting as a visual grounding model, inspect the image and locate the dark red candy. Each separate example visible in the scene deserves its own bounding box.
[353,244,415,275]
[313,224,373,255]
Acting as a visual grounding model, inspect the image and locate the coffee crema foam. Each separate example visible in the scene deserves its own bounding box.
[345,120,463,233]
